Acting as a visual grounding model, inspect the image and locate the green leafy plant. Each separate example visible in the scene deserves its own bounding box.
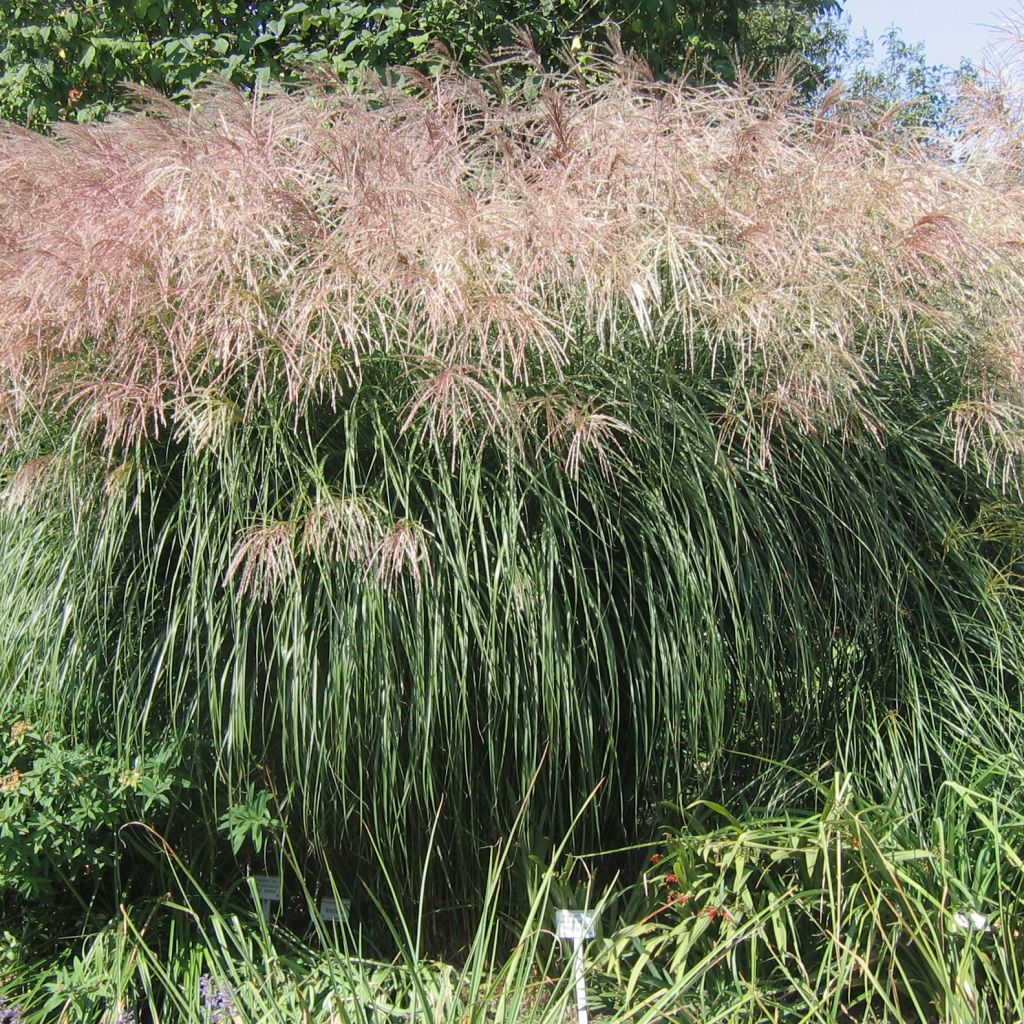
[0,722,186,902]
[1,22,1024,1024]
[218,788,283,856]
[602,770,1024,1021]
[844,23,977,137]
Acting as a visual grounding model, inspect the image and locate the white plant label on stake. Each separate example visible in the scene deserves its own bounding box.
[319,897,351,923]
[556,911,597,1024]
[556,910,597,941]
[252,874,281,920]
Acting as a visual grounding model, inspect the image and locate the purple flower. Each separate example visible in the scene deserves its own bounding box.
[200,974,237,1023]
[0,996,23,1024]
[116,1011,137,1024]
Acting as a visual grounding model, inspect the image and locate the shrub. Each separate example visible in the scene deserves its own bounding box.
[0,722,185,910]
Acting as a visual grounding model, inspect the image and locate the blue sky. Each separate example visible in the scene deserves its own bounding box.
[843,0,1007,69]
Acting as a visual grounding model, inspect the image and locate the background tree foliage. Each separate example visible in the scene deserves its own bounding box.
[0,0,839,125]
[844,24,977,137]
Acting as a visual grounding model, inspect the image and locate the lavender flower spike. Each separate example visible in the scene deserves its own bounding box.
[200,973,238,1023]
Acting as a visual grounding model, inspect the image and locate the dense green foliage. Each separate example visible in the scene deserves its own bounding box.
[0,725,184,904]
[0,0,837,125]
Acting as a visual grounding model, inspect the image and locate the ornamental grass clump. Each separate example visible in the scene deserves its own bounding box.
[0,57,1023,915]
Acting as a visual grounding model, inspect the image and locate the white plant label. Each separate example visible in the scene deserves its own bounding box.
[556,909,597,941]
[556,910,597,1024]
[253,875,281,903]
[953,910,990,932]
[319,897,351,923]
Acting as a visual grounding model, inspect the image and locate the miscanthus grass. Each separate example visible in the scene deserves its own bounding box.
[0,54,1023,919]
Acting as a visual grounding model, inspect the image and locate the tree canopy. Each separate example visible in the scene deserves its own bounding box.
[0,0,838,125]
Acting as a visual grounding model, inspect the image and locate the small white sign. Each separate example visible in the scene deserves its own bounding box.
[319,897,351,923]
[253,875,281,903]
[556,909,597,941]
[953,910,991,933]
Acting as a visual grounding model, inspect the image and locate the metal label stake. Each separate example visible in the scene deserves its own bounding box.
[556,910,597,1024]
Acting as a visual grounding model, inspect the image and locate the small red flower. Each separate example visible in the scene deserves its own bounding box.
[665,872,678,885]
[649,853,661,864]
[68,88,84,105]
